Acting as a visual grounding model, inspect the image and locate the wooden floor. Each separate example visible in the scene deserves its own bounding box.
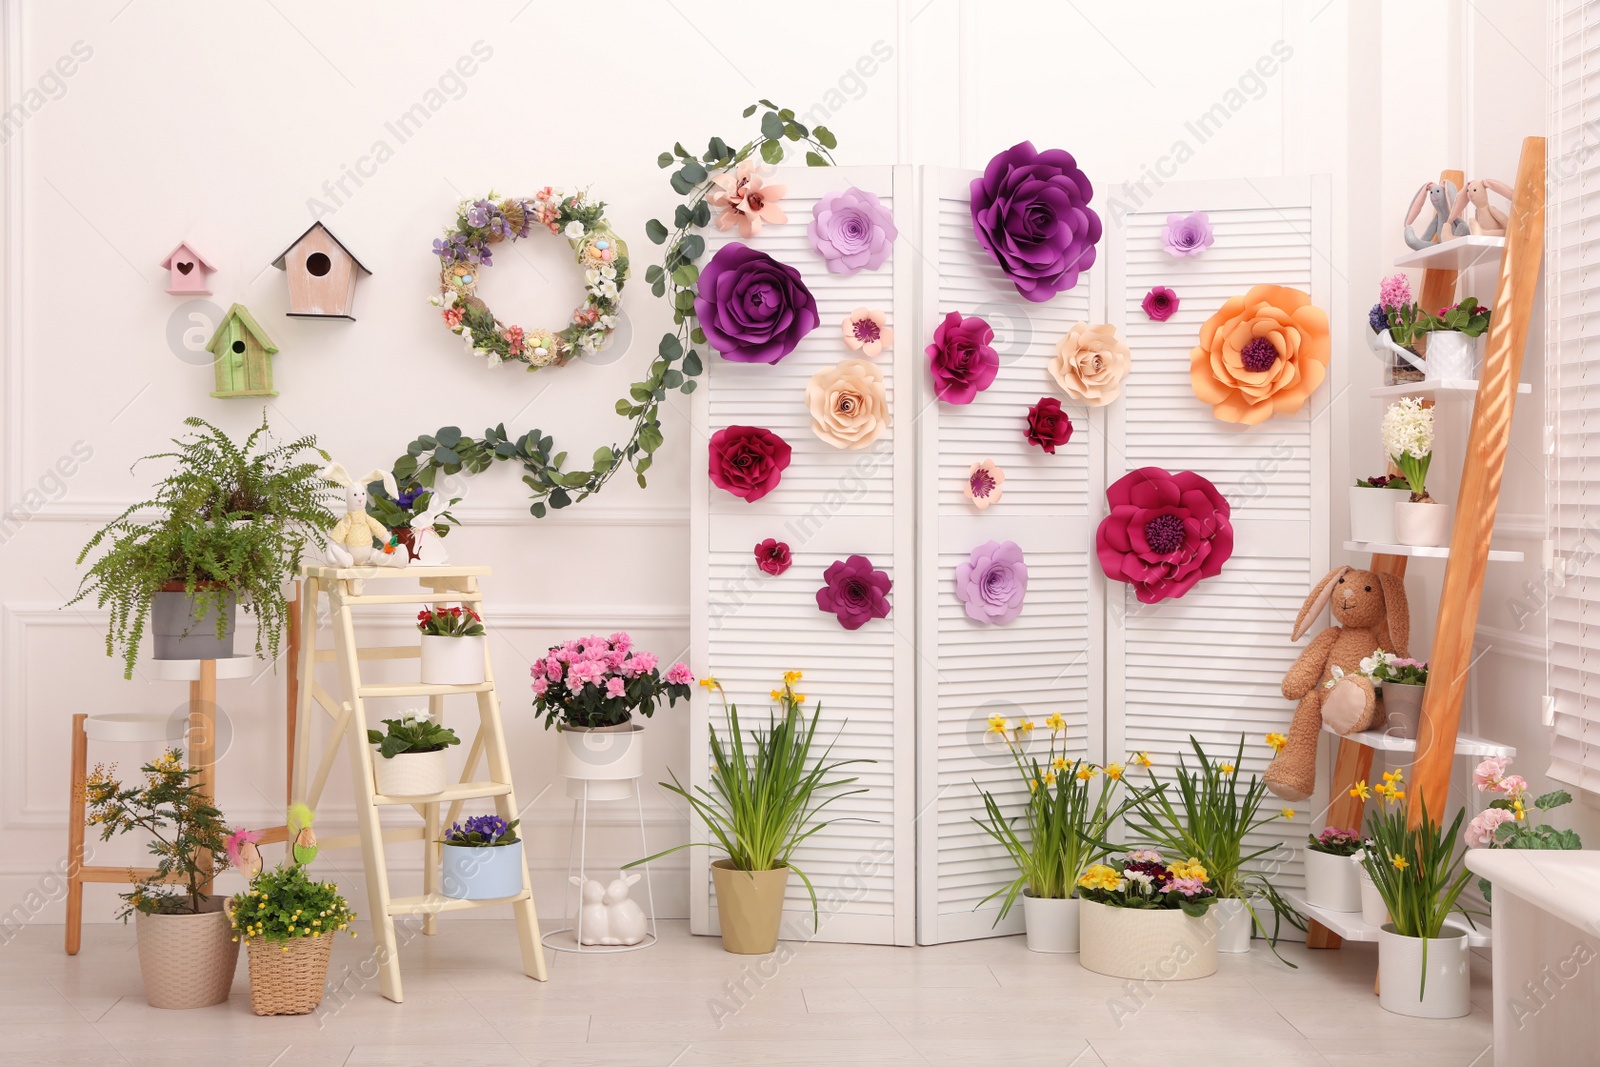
[5,920,1495,1066]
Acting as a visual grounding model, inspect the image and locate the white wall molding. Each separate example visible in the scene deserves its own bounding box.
[1474,623,1544,664]
[1494,512,1545,540]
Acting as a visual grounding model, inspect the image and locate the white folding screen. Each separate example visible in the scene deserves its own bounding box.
[689,165,918,946]
[1104,176,1333,896]
[914,168,1104,944]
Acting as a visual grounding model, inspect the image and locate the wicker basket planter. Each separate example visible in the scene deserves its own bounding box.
[135,901,239,1009]
[246,934,334,1016]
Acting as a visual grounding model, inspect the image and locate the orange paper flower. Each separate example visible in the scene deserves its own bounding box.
[1189,285,1329,425]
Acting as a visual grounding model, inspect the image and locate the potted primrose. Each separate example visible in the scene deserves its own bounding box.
[417,606,487,685]
[1349,473,1412,544]
[1302,827,1365,913]
[367,710,460,797]
[1076,851,1220,980]
[440,815,527,900]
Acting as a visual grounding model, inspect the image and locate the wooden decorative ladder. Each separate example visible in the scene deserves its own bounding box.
[1305,137,1546,951]
[291,563,548,1002]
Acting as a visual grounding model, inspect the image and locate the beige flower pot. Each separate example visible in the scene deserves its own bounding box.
[1078,899,1218,981]
[371,746,448,797]
[135,901,240,1009]
[1393,500,1452,547]
[711,860,789,954]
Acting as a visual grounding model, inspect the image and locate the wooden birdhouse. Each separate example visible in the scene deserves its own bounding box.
[205,303,279,398]
[271,222,371,320]
[160,242,216,295]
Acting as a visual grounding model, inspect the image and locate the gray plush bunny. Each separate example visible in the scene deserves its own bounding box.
[1403,179,1464,249]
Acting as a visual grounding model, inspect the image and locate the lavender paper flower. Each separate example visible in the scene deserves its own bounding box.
[694,243,820,364]
[809,187,896,274]
[1161,212,1214,257]
[955,540,1028,625]
[970,141,1101,303]
[816,555,892,630]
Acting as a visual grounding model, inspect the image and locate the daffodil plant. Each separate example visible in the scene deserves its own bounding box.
[1124,734,1305,959]
[971,714,1157,920]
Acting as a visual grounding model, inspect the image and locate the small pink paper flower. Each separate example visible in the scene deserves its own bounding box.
[1141,286,1179,322]
[1465,807,1515,848]
[1162,211,1214,257]
[964,459,1004,509]
[707,160,788,237]
[842,307,892,357]
[755,538,792,576]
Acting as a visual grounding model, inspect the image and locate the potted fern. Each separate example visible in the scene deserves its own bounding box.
[630,673,872,954]
[71,414,332,677]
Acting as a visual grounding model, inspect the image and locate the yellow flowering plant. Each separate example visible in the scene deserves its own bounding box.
[971,717,1157,919]
[228,862,356,947]
[1074,851,1217,916]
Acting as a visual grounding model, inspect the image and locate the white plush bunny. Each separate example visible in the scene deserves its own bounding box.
[321,462,406,569]
[603,873,648,946]
[570,876,610,946]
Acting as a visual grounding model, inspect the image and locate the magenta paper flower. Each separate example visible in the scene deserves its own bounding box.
[708,425,792,502]
[1142,286,1179,321]
[1161,212,1214,257]
[970,141,1101,302]
[694,243,819,364]
[754,538,792,576]
[816,555,892,630]
[1025,397,1073,453]
[809,187,896,274]
[955,540,1028,625]
[1096,468,1233,604]
[927,311,999,404]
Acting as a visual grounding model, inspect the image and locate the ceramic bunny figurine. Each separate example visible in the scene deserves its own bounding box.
[571,876,610,945]
[321,462,405,569]
[1264,566,1410,802]
[1402,179,1462,249]
[1447,178,1513,237]
[408,493,451,567]
[602,873,648,946]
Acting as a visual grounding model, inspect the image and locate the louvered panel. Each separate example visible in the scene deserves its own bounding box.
[1106,177,1332,901]
[690,166,917,946]
[916,168,1104,943]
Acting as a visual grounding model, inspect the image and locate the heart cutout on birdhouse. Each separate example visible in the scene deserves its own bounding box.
[176,261,194,275]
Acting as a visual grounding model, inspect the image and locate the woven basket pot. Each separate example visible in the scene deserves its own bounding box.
[1078,899,1218,981]
[135,901,239,1009]
[246,933,334,1016]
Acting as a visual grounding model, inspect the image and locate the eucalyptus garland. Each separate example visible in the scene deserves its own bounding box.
[396,101,839,517]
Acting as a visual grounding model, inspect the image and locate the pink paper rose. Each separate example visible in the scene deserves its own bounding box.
[1096,467,1233,604]
[926,311,999,405]
[708,425,792,502]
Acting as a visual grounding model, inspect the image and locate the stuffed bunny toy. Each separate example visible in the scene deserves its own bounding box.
[1447,178,1513,238]
[571,876,611,946]
[602,873,648,946]
[1263,566,1410,802]
[1402,179,1464,249]
[321,462,406,569]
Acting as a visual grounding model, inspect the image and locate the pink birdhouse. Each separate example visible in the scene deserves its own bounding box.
[271,222,371,321]
[160,242,216,295]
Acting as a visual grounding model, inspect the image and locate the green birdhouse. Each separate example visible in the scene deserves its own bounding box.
[206,303,280,399]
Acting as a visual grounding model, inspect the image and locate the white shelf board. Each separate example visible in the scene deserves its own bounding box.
[1393,235,1505,271]
[1369,379,1531,400]
[1343,540,1524,563]
[1322,721,1515,758]
[1282,889,1492,947]
[146,654,260,681]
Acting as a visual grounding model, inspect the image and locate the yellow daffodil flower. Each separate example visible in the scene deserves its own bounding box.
[783,670,803,685]
[1076,766,1098,781]
[1043,770,1057,786]
[1281,808,1295,820]
[698,677,720,691]
[1219,763,1236,776]
[1052,756,1069,772]
[771,689,784,701]
[793,693,806,703]
[1105,762,1125,781]
[1018,719,1036,734]
[1133,751,1152,768]
[986,713,1010,736]
[1350,780,1371,801]
[1382,769,1403,784]
[1045,712,1067,733]
[1265,732,1287,753]
[1029,777,1039,793]
[1390,854,1409,871]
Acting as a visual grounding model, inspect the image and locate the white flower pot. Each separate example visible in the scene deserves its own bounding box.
[442,840,526,900]
[1078,899,1218,981]
[1358,866,1389,926]
[1378,924,1471,1018]
[1209,897,1253,953]
[1393,500,1452,548]
[1379,680,1426,740]
[1349,486,1412,543]
[1421,331,1479,381]
[1021,891,1079,953]
[1303,849,1363,912]
[371,747,447,797]
[556,722,643,801]
[420,634,486,685]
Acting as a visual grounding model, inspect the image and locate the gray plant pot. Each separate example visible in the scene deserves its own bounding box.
[151,589,237,661]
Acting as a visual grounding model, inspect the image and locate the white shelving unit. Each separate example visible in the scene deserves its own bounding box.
[1343,540,1524,563]
[1369,379,1531,400]
[1282,890,1492,947]
[1321,721,1515,758]
[1393,235,1506,271]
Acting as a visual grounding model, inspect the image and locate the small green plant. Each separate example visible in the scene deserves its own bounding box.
[229,863,355,945]
[1126,735,1305,960]
[367,710,460,759]
[971,712,1154,919]
[1432,297,1492,337]
[628,673,872,928]
[83,751,234,918]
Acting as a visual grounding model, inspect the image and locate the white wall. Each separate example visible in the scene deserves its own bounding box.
[1,0,1570,935]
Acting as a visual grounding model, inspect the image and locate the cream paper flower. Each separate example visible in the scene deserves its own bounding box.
[1049,321,1131,405]
[805,359,890,450]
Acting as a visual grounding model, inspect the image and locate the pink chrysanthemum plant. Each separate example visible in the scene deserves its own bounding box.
[531,632,694,731]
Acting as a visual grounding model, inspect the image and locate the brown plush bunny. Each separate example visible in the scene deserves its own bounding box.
[1263,566,1410,802]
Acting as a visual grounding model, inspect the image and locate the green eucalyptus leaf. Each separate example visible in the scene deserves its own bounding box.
[760,139,783,165]
[679,160,707,185]
[815,126,837,149]
[806,152,826,167]
[644,219,669,244]
[760,111,784,140]
[659,334,683,360]
[683,350,703,376]
[657,152,674,169]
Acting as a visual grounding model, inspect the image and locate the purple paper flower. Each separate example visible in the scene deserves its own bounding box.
[926,311,999,404]
[955,540,1028,625]
[970,141,1101,302]
[694,243,820,364]
[1096,467,1233,604]
[809,188,896,274]
[1142,286,1179,322]
[816,555,892,630]
[1161,212,1214,257]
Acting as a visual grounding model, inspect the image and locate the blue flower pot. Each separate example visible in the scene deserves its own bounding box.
[441,840,525,900]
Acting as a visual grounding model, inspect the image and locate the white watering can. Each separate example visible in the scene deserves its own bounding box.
[1374,329,1478,381]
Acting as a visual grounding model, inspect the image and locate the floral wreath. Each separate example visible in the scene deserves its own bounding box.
[429,188,628,370]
